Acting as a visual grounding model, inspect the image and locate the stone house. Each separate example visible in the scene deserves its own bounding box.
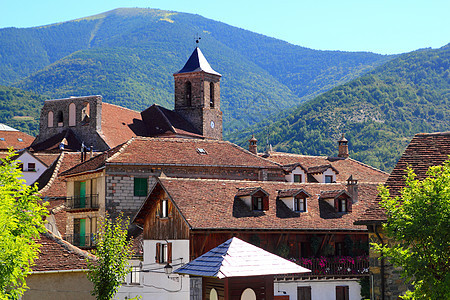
[355,131,450,299]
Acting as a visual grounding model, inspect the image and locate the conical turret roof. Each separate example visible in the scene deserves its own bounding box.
[174,47,221,76]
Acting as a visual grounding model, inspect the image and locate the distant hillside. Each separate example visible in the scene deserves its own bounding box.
[0,86,44,136]
[227,45,450,172]
[0,8,391,133]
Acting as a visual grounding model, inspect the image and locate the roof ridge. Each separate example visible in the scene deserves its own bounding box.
[106,138,134,162]
[41,230,96,261]
[38,152,65,194]
[160,176,346,186]
[223,140,283,167]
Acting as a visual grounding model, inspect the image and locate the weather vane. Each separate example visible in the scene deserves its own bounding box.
[195,34,201,45]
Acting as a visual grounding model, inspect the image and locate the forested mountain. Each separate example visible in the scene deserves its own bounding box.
[0,8,391,133]
[227,45,450,172]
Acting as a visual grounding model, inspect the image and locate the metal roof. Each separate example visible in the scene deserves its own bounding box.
[175,237,310,278]
[174,47,221,76]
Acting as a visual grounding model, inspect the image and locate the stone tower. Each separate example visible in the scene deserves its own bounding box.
[173,47,223,140]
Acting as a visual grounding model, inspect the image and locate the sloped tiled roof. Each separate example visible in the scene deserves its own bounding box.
[320,190,350,199]
[135,178,379,231]
[29,129,81,152]
[0,128,34,150]
[235,187,267,197]
[307,164,338,174]
[356,132,450,224]
[266,152,388,183]
[36,152,86,198]
[278,188,311,198]
[175,237,309,278]
[100,103,142,148]
[32,231,93,272]
[62,137,281,177]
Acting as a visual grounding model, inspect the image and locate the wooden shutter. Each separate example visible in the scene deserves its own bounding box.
[336,286,349,300]
[347,199,352,212]
[155,243,161,263]
[334,198,339,212]
[167,242,172,263]
[263,196,269,211]
[297,286,311,300]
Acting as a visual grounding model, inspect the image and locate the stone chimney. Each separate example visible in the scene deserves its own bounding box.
[338,133,349,158]
[347,175,358,203]
[249,135,257,155]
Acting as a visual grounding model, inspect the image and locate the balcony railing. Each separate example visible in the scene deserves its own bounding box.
[66,194,99,210]
[64,234,97,248]
[276,256,369,279]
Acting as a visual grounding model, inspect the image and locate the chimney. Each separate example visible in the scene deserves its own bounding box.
[248,135,257,155]
[338,133,349,158]
[346,175,358,203]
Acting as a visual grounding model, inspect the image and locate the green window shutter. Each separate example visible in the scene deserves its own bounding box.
[134,178,148,197]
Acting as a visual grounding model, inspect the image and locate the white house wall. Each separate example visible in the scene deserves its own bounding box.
[275,278,362,300]
[116,239,190,300]
[17,152,47,185]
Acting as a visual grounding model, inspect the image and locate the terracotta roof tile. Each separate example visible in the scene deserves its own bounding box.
[266,152,388,183]
[136,178,379,231]
[235,187,267,197]
[356,131,450,224]
[33,231,93,272]
[278,189,311,198]
[0,130,34,150]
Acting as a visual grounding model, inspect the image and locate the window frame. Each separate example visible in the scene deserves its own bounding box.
[155,242,172,264]
[293,174,302,183]
[325,175,333,183]
[294,197,306,212]
[252,196,263,211]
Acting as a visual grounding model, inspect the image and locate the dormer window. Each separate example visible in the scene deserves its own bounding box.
[278,189,311,213]
[319,190,352,213]
[339,198,347,212]
[253,196,263,211]
[294,174,302,183]
[197,148,207,155]
[307,164,338,183]
[294,197,306,212]
[236,187,269,211]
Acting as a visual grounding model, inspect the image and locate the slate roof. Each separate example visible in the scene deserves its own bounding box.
[29,129,82,152]
[356,131,450,224]
[135,178,380,231]
[265,152,388,183]
[62,137,281,177]
[175,237,309,278]
[32,230,93,272]
[0,127,34,150]
[174,47,221,76]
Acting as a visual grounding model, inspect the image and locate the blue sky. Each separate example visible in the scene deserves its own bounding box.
[1,0,448,54]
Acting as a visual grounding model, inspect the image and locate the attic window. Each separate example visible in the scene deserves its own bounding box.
[17,138,23,142]
[294,197,306,212]
[339,199,347,212]
[0,138,4,141]
[197,148,207,155]
[252,196,263,211]
[325,175,333,183]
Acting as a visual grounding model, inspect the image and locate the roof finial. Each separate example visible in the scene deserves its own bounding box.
[195,33,201,45]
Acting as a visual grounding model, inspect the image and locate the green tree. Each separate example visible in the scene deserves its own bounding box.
[373,160,450,299]
[87,214,135,300]
[0,152,48,298]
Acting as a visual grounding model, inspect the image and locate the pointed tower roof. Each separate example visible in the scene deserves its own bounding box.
[174,47,221,76]
[175,237,310,278]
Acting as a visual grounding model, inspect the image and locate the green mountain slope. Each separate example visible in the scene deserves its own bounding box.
[0,8,390,132]
[227,45,450,172]
[0,86,45,136]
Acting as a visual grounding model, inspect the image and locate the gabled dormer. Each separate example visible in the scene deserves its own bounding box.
[319,190,352,213]
[283,163,307,183]
[278,189,311,212]
[235,187,269,211]
[307,164,339,183]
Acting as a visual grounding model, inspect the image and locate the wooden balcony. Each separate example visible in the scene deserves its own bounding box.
[65,194,99,211]
[275,256,369,280]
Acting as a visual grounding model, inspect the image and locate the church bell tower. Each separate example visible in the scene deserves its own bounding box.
[173,47,223,140]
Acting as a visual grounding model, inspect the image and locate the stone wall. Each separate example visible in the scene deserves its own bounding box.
[368,226,412,299]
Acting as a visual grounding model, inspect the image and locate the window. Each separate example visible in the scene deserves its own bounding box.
[47,111,54,128]
[197,148,207,155]
[294,197,306,212]
[160,198,168,218]
[134,177,148,197]
[297,286,312,300]
[81,102,90,123]
[339,199,347,212]
[27,163,36,172]
[17,138,23,142]
[253,196,263,211]
[210,82,215,108]
[69,103,76,126]
[155,242,172,264]
[294,174,302,183]
[336,286,349,300]
[129,266,141,285]
[335,242,344,256]
[57,111,64,126]
[185,81,192,106]
[325,175,333,183]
